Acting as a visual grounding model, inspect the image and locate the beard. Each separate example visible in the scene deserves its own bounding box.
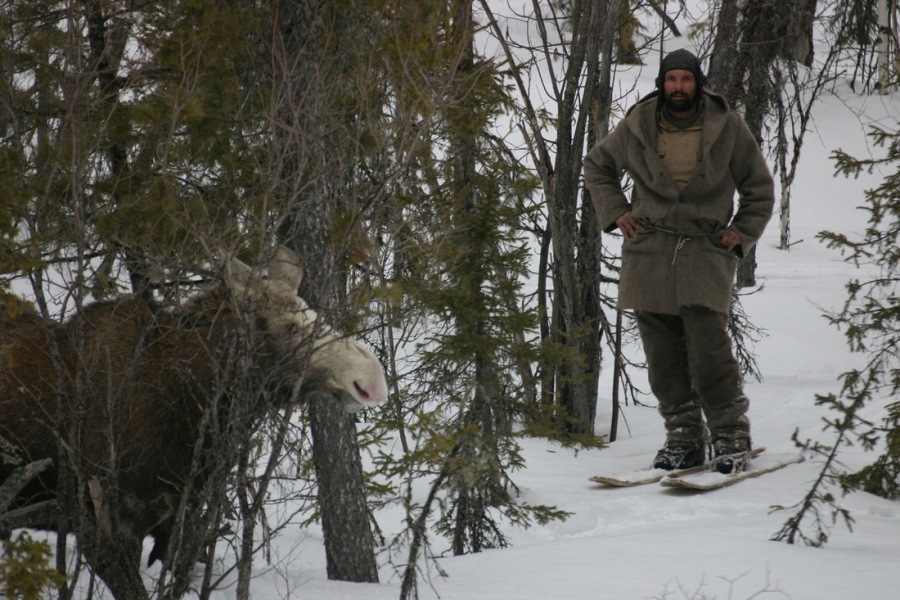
[664,91,696,113]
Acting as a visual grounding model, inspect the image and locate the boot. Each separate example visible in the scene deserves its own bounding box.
[711,438,751,474]
[653,441,705,470]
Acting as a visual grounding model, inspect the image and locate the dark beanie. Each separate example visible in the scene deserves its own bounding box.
[655,49,707,91]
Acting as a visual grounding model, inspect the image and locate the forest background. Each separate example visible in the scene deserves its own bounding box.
[0,1,898,599]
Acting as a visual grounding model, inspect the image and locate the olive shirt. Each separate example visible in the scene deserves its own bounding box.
[583,90,775,315]
[658,108,704,191]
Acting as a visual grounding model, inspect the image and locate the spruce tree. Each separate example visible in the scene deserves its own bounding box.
[773,125,900,545]
[381,5,569,598]
[820,127,900,498]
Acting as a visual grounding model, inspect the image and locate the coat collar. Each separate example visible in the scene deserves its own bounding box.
[620,90,733,200]
[624,90,731,147]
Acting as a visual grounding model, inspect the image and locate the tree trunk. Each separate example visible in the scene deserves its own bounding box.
[876,0,893,92]
[707,0,742,99]
[479,0,609,434]
[546,0,607,436]
[290,220,378,583]
[779,184,792,251]
[709,0,810,288]
[274,0,379,583]
[309,396,379,582]
[594,0,622,438]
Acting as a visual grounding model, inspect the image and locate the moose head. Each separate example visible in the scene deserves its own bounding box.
[220,245,388,411]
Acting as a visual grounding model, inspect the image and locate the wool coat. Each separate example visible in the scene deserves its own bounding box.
[584,90,774,315]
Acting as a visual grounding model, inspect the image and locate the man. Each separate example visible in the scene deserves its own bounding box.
[583,49,774,474]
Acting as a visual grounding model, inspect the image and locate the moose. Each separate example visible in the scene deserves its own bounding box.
[0,246,388,599]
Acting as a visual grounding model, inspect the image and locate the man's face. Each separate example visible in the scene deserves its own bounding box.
[663,69,697,113]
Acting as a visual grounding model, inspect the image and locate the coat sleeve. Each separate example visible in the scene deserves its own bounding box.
[584,123,632,233]
[728,116,775,256]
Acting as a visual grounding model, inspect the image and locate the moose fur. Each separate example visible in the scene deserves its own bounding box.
[0,246,387,599]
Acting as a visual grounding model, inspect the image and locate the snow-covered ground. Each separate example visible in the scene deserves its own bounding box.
[274,87,899,600]
[263,27,900,600]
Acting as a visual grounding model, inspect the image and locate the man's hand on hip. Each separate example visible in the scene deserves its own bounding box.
[720,228,742,252]
[616,211,646,239]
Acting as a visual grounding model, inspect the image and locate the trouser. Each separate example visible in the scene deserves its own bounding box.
[636,306,750,449]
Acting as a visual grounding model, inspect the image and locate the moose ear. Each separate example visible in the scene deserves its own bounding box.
[269,245,304,293]
[223,254,254,295]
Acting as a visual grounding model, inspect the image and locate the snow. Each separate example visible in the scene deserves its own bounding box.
[256,22,900,600]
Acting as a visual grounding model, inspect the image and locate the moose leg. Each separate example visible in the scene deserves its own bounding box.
[80,529,148,600]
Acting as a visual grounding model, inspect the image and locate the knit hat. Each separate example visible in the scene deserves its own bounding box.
[655,49,707,91]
